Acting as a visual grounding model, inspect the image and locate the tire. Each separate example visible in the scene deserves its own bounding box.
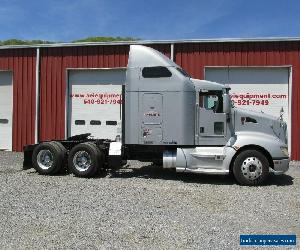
[233,149,269,186]
[32,141,65,175]
[68,142,104,177]
[51,141,67,173]
[51,141,67,155]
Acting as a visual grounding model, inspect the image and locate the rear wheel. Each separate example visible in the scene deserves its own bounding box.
[51,141,67,173]
[68,142,104,177]
[233,149,269,186]
[32,142,65,175]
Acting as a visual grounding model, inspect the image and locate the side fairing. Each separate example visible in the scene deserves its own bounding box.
[125,45,195,145]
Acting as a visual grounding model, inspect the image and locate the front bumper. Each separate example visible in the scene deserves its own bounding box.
[270,158,290,175]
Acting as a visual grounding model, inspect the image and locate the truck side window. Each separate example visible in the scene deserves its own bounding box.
[199,91,223,113]
[142,66,172,78]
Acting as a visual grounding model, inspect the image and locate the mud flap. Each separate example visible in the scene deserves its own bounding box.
[23,144,36,170]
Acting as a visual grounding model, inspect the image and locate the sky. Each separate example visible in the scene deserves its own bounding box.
[0,0,299,41]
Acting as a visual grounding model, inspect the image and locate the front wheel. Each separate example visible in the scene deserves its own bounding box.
[233,149,269,186]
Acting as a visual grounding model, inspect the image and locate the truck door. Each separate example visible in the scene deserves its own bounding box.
[196,90,228,145]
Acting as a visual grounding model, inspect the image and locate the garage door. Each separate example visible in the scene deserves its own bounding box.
[68,69,126,140]
[0,71,13,150]
[205,67,290,127]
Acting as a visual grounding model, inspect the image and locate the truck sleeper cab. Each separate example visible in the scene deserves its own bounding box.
[23,45,289,186]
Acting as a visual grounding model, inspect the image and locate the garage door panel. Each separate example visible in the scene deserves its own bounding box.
[205,68,229,84]
[230,83,289,118]
[69,69,125,84]
[205,67,290,128]
[68,69,125,140]
[228,68,289,84]
[0,71,13,150]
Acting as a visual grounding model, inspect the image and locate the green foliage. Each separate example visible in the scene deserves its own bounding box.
[72,36,139,43]
[0,39,54,46]
[0,36,139,46]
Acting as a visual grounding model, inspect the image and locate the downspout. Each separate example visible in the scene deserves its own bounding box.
[35,48,40,144]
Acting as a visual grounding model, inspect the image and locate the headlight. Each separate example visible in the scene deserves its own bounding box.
[280,146,289,157]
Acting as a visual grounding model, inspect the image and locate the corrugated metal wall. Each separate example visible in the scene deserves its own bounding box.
[0,49,36,152]
[175,41,300,160]
[39,44,170,142]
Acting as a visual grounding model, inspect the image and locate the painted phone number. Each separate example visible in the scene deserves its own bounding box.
[232,99,269,106]
[83,99,122,104]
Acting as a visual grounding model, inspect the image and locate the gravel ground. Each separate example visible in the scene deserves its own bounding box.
[0,151,299,250]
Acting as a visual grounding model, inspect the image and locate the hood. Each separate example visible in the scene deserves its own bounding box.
[234,107,277,121]
[233,107,287,143]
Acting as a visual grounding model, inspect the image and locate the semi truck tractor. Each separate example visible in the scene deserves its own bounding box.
[23,45,289,186]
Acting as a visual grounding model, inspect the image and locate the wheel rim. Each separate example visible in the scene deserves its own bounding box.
[73,150,92,172]
[37,150,54,170]
[241,157,263,180]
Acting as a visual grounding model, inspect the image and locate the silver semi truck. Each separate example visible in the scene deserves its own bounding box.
[23,45,289,186]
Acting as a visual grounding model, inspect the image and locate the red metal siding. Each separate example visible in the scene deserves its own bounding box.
[175,41,300,160]
[0,49,36,151]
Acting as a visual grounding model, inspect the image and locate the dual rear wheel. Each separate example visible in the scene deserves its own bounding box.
[32,141,66,175]
[32,142,104,177]
[68,142,104,177]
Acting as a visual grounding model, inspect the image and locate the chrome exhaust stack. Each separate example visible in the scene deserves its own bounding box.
[163,150,177,168]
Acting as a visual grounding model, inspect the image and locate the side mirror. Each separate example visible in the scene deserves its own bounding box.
[223,94,231,114]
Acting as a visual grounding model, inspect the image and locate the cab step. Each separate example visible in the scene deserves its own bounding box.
[176,167,229,175]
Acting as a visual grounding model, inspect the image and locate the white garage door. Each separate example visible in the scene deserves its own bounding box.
[205,67,290,127]
[0,71,13,150]
[68,69,126,140]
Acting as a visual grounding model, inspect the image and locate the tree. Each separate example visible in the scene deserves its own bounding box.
[0,39,53,46]
[72,36,139,43]
[0,37,139,46]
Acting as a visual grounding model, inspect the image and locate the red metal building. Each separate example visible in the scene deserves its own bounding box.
[0,38,299,160]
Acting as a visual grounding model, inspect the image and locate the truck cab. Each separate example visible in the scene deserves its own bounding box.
[24,45,289,186]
